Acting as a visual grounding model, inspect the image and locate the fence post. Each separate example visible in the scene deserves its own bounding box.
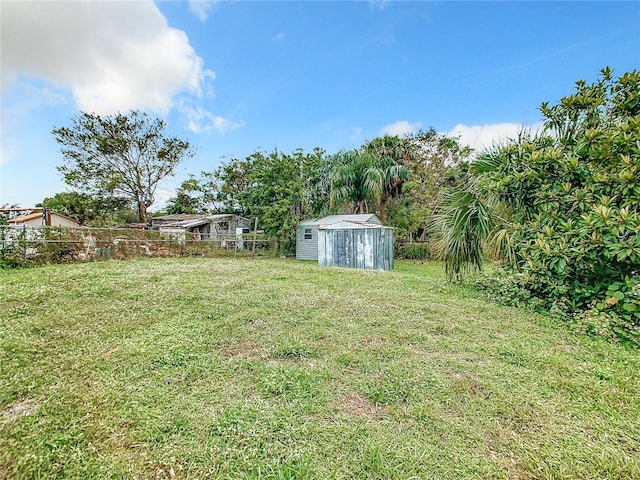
[251,217,258,258]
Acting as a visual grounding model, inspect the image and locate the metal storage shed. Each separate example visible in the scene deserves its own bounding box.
[296,214,381,261]
[318,220,393,271]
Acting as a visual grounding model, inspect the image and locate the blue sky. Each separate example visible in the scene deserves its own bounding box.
[1,1,639,209]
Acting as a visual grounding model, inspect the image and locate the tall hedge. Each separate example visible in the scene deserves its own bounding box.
[474,69,639,344]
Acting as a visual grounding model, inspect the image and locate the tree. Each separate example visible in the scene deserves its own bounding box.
[430,187,494,280]
[38,191,136,226]
[383,129,472,241]
[363,135,417,166]
[53,110,195,223]
[429,129,544,278]
[208,157,255,215]
[362,135,415,222]
[164,176,208,215]
[329,149,408,221]
[194,147,327,253]
[242,148,324,251]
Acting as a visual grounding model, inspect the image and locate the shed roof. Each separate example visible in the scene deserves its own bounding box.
[318,220,391,230]
[299,214,380,227]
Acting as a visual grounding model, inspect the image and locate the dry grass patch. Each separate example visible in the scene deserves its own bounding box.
[336,392,387,418]
[220,338,265,359]
[0,399,37,425]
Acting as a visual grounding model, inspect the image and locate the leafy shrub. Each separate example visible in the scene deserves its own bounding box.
[578,277,640,346]
[0,257,27,269]
[477,271,546,310]
[396,243,431,260]
[470,69,640,344]
[478,270,640,346]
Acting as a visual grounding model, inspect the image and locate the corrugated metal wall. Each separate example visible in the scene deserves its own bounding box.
[317,226,393,271]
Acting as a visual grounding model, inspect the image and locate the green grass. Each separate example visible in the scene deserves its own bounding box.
[1,257,639,479]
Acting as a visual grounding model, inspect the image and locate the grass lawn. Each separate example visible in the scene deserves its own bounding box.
[1,257,639,479]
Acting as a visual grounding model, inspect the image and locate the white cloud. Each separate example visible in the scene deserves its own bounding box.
[188,0,218,22]
[272,32,286,43]
[448,122,544,152]
[0,138,17,166]
[369,0,390,11]
[1,1,214,115]
[178,100,245,134]
[351,126,363,142]
[379,120,422,137]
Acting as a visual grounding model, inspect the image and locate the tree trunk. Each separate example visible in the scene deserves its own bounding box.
[137,200,147,224]
[378,199,387,223]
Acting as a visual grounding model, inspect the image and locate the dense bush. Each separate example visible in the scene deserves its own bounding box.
[581,277,640,345]
[495,70,638,343]
[478,271,640,346]
[437,68,640,344]
[396,243,431,260]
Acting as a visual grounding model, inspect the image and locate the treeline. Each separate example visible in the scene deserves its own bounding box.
[30,128,472,255]
[162,129,472,252]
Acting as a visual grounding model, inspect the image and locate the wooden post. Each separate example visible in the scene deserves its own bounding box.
[251,217,258,258]
[23,225,27,262]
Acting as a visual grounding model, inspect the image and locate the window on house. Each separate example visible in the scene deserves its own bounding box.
[304,228,312,240]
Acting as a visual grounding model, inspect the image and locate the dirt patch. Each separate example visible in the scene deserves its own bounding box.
[450,373,490,398]
[1,399,36,425]
[221,339,265,359]
[484,430,533,479]
[336,392,387,418]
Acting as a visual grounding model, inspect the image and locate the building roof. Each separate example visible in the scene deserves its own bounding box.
[151,213,244,229]
[299,214,381,227]
[8,211,79,226]
[7,212,44,224]
[155,217,213,229]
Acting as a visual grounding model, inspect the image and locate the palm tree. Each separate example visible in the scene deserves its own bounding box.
[430,186,494,280]
[329,149,408,221]
[363,135,417,166]
[363,136,416,221]
[429,130,542,280]
[377,156,409,222]
[329,150,380,214]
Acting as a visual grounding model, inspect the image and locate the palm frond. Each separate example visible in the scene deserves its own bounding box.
[430,188,493,280]
[486,227,517,265]
[362,167,383,201]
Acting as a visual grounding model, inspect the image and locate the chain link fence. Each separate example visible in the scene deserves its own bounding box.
[0,225,275,267]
